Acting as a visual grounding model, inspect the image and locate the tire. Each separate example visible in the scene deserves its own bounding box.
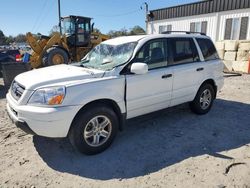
[42,47,68,67]
[189,84,215,115]
[68,105,119,155]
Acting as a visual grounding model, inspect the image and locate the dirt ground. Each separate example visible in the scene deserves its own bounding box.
[0,74,250,188]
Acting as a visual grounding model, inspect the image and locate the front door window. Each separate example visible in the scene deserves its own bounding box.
[134,39,168,69]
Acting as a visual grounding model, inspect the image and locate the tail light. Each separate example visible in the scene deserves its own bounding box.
[16,54,22,62]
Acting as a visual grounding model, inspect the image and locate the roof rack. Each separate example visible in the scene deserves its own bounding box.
[161,31,206,36]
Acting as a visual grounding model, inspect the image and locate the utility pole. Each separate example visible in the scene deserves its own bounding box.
[144,2,148,34]
[58,0,62,34]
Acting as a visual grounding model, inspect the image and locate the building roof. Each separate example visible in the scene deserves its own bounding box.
[149,0,250,21]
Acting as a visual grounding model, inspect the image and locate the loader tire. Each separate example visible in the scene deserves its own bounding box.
[42,47,68,67]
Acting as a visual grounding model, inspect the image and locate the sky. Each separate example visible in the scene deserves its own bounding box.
[0,0,199,36]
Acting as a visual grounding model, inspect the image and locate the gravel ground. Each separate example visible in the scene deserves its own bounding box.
[0,74,250,188]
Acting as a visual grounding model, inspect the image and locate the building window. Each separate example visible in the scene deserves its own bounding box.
[224,17,249,40]
[167,25,172,32]
[240,17,249,40]
[159,26,166,34]
[159,25,172,34]
[232,18,240,40]
[190,21,207,34]
[195,22,201,32]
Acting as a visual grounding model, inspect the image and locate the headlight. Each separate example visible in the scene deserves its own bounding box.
[28,86,66,106]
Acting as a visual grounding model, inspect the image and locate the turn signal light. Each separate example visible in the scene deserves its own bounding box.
[48,95,64,105]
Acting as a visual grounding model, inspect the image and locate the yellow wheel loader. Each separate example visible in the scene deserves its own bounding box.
[26,15,109,68]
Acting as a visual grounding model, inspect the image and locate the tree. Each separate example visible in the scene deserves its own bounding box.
[5,35,14,44]
[107,27,128,38]
[49,25,60,36]
[0,30,6,45]
[93,28,101,34]
[14,34,26,43]
[0,30,30,45]
[107,26,145,38]
[129,25,145,35]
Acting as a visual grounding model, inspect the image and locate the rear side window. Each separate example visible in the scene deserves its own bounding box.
[168,38,199,65]
[196,38,219,61]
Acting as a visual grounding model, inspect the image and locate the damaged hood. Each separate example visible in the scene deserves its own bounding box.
[14,64,105,90]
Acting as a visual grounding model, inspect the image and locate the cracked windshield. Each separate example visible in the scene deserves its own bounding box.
[81,42,137,71]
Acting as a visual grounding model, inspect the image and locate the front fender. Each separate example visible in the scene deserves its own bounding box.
[63,76,126,114]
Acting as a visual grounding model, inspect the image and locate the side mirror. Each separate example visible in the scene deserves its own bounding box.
[131,62,148,75]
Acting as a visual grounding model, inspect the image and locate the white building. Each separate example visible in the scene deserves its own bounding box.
[147,0,250,41]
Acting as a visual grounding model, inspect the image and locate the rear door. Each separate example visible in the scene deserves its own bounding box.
[125,39,174,119]
[196,38,223,89]
[168,37,205,106]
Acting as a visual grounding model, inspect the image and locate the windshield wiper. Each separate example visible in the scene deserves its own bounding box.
[101,58,113,65]
[80,64,87,68]
[81,59,89,63]
[80,59,92,68]
[80,64,96,69]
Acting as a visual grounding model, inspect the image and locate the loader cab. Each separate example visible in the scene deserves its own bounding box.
[62,15,92,47]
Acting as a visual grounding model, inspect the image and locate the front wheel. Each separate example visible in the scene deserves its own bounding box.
[190,84,215,115]
[68,105,119,155]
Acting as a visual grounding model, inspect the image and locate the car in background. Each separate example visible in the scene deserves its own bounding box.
[0,49,20,77]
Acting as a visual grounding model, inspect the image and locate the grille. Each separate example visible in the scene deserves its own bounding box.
[11,80,25,101]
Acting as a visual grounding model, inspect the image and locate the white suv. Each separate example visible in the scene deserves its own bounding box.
[6,33,224,155]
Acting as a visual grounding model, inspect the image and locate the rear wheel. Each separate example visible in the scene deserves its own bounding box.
[69,105,119,155]
[42,47,68,67]
[190,84,215,115]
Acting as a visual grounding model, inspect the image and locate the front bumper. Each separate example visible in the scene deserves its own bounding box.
[6,93,81,138]
[7,108,36,135]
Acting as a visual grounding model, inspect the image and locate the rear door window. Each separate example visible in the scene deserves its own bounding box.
[196,38,219,61]
[168,38,200,65]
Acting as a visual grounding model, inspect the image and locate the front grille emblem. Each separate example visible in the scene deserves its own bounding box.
[11,81,25,100]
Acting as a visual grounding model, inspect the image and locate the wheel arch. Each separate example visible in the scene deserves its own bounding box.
[199,79,217,98]
[69,99,125,136]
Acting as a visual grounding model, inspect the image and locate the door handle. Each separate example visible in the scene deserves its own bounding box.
[196,67,204,71]
[162,74,172,79]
